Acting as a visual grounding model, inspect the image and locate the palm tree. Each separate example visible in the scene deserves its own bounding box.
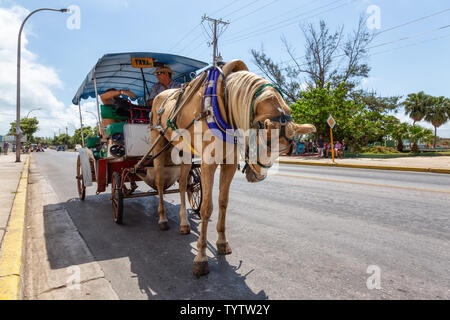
[424,96,450,148]
[391,122,409,152]
[402,91,432,125]
[408,125,433,153]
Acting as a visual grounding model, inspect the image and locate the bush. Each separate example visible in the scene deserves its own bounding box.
[360,146,400,154]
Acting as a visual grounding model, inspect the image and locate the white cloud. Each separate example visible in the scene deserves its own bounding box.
[0,5,84,138]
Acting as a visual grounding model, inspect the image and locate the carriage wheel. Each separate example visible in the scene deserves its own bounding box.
[187,166,202,214]
[76,155,86,201]
[111,172,124,225]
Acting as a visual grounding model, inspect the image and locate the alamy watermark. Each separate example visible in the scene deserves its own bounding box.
[366,5,381,30]
[66,265,81,290]
[366,265,381,290]
[66,5,81,30]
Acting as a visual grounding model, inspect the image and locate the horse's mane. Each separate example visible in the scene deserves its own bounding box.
[226,71,286,131]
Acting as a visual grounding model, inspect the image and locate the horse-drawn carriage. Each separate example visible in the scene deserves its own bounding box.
[73,52,207,225]
[74,52,316,276]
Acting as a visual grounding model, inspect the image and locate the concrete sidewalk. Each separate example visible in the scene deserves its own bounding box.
[278,155,450,174]
[0,153,29,299]
[0,153,28,247]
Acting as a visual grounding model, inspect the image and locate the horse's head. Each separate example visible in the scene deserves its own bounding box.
[222,60,316,182]
[244,93,316,182]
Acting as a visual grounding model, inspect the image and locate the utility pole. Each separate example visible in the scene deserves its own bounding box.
[201,15,229,67]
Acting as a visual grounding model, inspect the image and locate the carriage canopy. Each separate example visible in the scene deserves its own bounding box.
[72,52,208,105]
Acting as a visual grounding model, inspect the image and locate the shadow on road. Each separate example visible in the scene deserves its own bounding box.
[42,191,267,300]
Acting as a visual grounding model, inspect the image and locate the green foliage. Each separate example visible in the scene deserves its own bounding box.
[408,125,433,153]
[71,126,96,146]
[290,83,391,151]
[9,117,39,142]
[424,96,450,148]
[402,91,432,124]
[360,146,400,154]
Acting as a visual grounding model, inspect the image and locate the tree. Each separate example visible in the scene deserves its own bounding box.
[350,90,401,113]
[424,96,450,148]
[251,16,374,104]
[390,122,409,152]
[402,91,432,125]
[407,125,433,153]
[71,126,95,146]
[9,117,39,143]
[290,82,387,152]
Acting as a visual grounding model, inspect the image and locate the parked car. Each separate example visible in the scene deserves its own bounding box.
[57,145,65,152]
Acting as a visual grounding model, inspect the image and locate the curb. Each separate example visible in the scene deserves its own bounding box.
[278,160,450,174]
[0,156,30,300]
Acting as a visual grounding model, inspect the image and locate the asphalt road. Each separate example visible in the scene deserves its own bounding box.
[30,149,450,299]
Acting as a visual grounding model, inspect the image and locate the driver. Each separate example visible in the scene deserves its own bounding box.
[146,65,181,107]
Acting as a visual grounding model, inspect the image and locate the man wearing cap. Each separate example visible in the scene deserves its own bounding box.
[147,65,181,107]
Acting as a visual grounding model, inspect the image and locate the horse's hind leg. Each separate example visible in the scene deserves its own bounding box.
[152,130,169,231]
[216,162,237,255]
[178,162,192,234]
[193,163,217,277]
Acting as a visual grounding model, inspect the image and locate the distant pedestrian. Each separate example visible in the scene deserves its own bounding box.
[334,140,342,158]
[3,142,8,155]
[317,135,324,157]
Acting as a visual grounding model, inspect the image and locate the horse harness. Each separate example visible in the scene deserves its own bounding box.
[136,67,295,178]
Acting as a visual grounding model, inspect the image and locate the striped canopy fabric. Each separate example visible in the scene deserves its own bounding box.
[72,52,208,105]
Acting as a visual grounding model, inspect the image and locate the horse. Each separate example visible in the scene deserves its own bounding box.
[148,60,316,276]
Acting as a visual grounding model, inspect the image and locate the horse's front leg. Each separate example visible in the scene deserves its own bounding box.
[216,162,238,255]
[193,163,217,277]
[178,162,192,235]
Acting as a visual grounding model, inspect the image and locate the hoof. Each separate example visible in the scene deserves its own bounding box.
[193,260,209,277]
[158,221,169,231]
[216,242,232,255]
[180,225,190,235]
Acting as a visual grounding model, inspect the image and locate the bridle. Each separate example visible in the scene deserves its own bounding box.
[243,83,295,179]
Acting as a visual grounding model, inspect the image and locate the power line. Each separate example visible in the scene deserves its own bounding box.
[167,23,202,52]
[223,0,317,40]
[369,33,450,58]
[220,0,261,19]
[375,7,450,36]
[279,7,450,67]
[231,0,281,23]
[223,0,350,44]
[282,23,450,70]
[209,0,242,17]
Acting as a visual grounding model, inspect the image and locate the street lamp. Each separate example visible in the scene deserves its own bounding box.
[15,8,69,162]
[25,107,42,118]
[85,110,101,136]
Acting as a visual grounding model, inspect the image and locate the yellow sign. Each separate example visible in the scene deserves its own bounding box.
[131,57,154,68]
[327,115,336,129]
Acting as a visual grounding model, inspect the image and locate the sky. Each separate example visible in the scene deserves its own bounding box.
[1,0,449,138]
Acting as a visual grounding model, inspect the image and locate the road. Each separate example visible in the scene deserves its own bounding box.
[26,149,450,299]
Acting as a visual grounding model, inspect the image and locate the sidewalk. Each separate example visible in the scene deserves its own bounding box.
[278,154,450,174]
[0,153,29,299]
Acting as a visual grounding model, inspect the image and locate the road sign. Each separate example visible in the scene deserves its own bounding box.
[327,115,336,129]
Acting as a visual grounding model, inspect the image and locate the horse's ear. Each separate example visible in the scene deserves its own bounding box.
[222,60,248,77]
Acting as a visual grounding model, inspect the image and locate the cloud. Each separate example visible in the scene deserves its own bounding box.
[0,5,86,138]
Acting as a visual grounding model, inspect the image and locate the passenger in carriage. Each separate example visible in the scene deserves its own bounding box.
[99,88,136,138]
[100,88,136,124]
[146,65,181,107]
[100,88,136,106]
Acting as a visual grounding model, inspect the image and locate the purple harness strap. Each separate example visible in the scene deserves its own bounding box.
[203,68,237,145]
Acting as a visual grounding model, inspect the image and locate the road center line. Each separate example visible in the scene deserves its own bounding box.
[275,173,450,194]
